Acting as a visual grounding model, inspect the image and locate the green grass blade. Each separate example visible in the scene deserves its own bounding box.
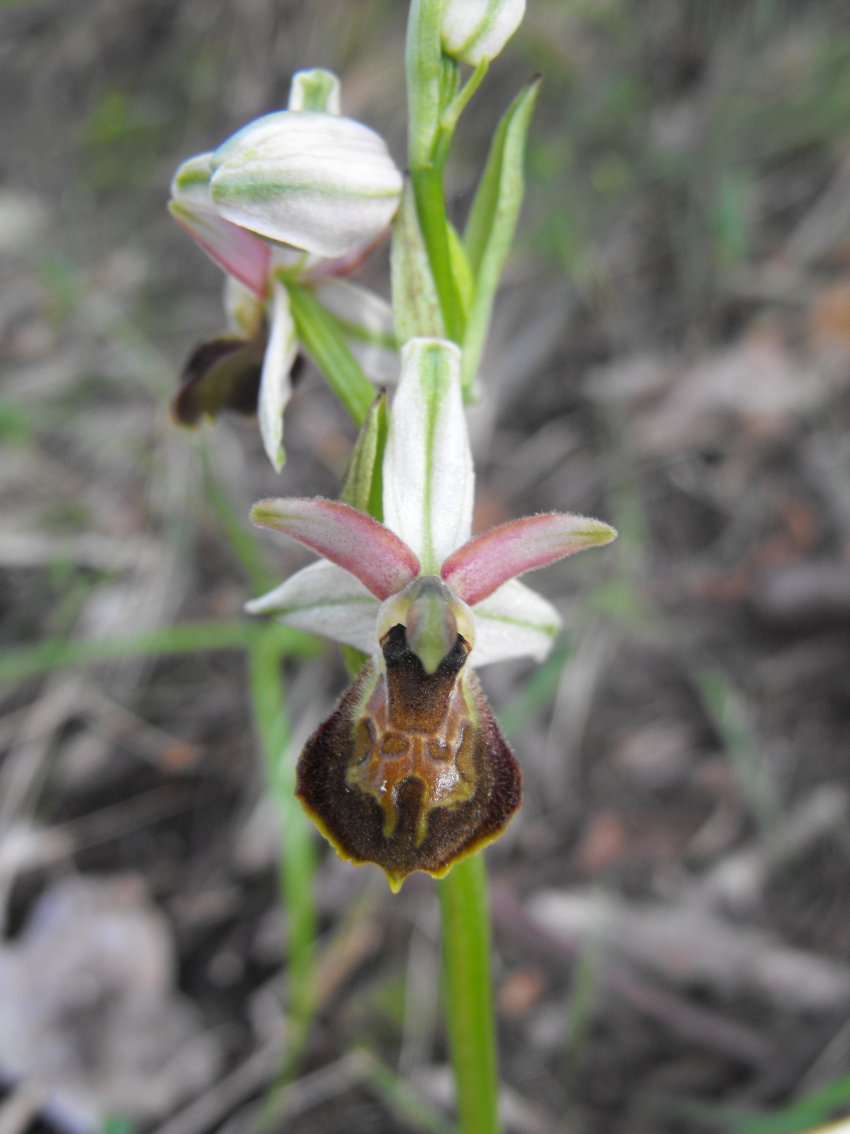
[361,1049,457,1134]
[247,629,317,1064]
[200,442,279,593]
[0,621,316,684]
[497,644,571,743]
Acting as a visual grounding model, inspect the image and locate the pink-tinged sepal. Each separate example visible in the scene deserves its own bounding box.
[168,198,271,299]
[441,512,618,606]
[251,498,420,600]
[296,627,521,891]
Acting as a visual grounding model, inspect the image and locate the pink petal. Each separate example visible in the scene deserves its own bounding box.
[441,513,617,606]
[251,498,421,600]
[169,201,272,298]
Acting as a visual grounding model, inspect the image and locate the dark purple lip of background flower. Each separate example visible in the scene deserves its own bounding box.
[171,325,305,426]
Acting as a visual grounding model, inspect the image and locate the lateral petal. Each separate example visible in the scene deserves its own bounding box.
[442,512,617,606]
[245,561,380,653]
[251,497,420,600]
[258,279,298,471]
[471,579,561,667]
[383,339,474,570]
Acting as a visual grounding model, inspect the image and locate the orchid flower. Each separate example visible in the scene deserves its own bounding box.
[168,70,402,470]
[247,339,616,890]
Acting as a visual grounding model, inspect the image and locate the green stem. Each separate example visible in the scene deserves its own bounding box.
[433,59,490,173]
[437,854,502,1134]
[410,165,463,343]
[248,630,318,1065]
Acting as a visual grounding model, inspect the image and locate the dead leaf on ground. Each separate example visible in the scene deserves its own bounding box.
[0,875,221,1132]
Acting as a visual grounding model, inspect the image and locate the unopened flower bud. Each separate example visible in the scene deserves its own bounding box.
[441,0,526,65]
[208,111,403,259]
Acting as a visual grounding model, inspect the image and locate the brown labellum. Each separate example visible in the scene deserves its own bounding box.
[172,323,269,426]
[296,624,522,890]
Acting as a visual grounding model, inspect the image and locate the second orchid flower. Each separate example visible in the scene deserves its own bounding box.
[168,69,402,469]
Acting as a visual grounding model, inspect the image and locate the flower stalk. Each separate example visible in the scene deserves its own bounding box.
[439,854,501,1134]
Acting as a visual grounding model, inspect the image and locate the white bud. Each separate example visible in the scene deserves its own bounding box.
[208,111,403,259]
[441,0,526,65]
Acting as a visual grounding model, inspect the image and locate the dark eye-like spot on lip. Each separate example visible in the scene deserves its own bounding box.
[380,624,470,676]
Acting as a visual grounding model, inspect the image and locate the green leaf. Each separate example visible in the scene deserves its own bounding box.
[339,394,388,677]
[446,221,473,323]
[391,179,446,343]
[340,392,389,522]
[284,281,376,425]
[461,77,541,397]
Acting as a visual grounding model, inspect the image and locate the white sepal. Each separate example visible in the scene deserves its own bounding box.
[258,279,298,471]
[245,561,380,654]
[383,338,474,571]
[441,0,526,65]
[209,111,403,259]
[471,578,561,667]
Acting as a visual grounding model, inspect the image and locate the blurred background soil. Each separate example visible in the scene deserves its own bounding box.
[2,2,850,1132]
